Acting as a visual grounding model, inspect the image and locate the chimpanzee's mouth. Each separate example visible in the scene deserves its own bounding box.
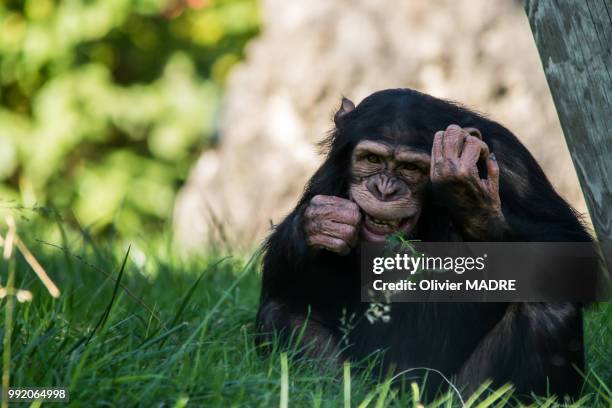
[362,214,414,242]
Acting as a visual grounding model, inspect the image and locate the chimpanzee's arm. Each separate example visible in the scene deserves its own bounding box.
[257,204,345,363]
[260,204,311,300]
[431,125,508,240]
[455,302,584,398]
[261,193,361,301]
[255,298,343,365]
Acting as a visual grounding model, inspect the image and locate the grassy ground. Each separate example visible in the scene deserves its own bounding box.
[0,220,611,407]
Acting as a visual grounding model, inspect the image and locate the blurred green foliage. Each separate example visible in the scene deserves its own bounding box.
[0,0,259,236]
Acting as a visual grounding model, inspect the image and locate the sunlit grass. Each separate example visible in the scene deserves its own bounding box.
[0,218,610,407]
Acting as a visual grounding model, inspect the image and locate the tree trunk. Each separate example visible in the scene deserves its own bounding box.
[523,0,612,271]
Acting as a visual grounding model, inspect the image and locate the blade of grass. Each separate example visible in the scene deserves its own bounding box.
[68,246,130,353]
[357,390,378,408]
[142,249,259,397]
[411,381,420,407]
[464,380,493,407]
[573,362,612,406]
[158,257,230,349]
[15,237,60,298]
[568,395,592,408]
[54,211,75,275]
[533,397,556,408]
[280,352,289,408]
[344,361,351,408]
[112,374,167,383]
[139,322,189,350]
[427,392,452,408]
[172,396,189,408]
[375,377,392,408]
[583,369,612,404]
[475,383,513,408]
[37,239,165,329]
[492,391,513,408]
[2,255,16,408]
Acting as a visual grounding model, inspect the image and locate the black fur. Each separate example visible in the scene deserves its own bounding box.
[256,89,591,399]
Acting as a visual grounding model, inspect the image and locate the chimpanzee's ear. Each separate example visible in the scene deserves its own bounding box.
[334,97,355,126]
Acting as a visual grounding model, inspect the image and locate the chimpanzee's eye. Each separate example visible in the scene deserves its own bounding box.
[366,154,381,164]
[399,163,419,171]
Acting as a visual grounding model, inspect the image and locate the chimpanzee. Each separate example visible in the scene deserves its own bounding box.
[255,88,591,399]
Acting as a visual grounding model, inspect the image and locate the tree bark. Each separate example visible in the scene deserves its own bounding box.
[523,0,612,272]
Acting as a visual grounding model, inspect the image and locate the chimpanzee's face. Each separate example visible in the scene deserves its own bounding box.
[349,140,430,242]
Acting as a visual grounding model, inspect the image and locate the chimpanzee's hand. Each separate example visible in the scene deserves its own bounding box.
[430,124,503,238]
[304,195,362,255]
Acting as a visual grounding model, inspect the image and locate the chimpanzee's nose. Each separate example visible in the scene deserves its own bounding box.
[374,178,399,201]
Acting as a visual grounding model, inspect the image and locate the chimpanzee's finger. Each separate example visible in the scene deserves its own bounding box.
[327,205,361,226]
[316,220,358,242]
[485,152,500,197]
[458,135,485,178]
[307,199,361,226]
[311,194,354,207]
[431,131,445,175]
[478,140,490,161]
[308,234,350,255]
[463,127,482,140]
[442,125,466,159]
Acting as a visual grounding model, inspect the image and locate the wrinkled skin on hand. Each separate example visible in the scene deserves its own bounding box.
[430,124,504,239]
[304,194,362,255]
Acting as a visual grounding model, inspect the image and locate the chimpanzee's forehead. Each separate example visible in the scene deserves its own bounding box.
[356,137,430,156]
[381,123,432,142]
[353,124,433,152]
[352,139,431,159]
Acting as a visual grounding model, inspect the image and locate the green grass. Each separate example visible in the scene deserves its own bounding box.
[0,221,611,407]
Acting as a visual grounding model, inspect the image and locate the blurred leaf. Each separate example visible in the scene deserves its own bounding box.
[0,0,260,237]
